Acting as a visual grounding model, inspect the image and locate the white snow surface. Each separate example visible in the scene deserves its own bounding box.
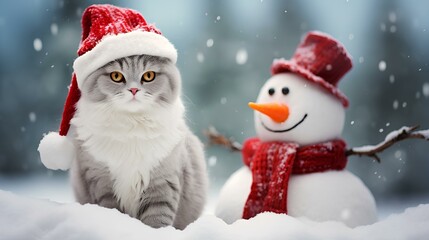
[416,129,429,139]
[1,190,428,240]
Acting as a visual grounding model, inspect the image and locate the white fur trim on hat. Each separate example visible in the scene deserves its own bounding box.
[38,132,76,171]
[73,30,177,88]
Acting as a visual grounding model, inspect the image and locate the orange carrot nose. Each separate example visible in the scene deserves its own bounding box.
[248,102,290,123]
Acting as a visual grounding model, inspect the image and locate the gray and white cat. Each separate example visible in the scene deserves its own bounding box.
[69,55,208,229]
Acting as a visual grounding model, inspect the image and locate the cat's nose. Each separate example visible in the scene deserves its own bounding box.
[129,88,140,96]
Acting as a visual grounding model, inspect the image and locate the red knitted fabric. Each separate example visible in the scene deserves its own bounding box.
[59,74,80,136]
[271,31,352,107]
[78,5,161,56]
[242,138,347,219]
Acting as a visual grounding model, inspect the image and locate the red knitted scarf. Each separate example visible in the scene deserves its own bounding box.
[242,137,347,219]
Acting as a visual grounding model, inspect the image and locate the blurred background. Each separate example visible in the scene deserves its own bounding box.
[0,0,428,216]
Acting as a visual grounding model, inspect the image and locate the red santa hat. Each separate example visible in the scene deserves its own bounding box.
[271,31,352,107]
[38,4,177,170]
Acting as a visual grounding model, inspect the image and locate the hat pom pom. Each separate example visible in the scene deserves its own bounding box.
[38,132,76,171]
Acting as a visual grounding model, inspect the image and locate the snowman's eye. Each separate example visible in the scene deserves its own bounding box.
[282,87,290,95]
[268,88,275,96]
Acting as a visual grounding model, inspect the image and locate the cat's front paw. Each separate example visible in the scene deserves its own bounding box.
[141,214,174,228]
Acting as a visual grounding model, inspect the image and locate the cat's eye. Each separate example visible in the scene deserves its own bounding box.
[142,71,156,82]
[110,71,125,82]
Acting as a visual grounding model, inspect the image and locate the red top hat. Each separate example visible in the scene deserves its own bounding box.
[271,31,352,107]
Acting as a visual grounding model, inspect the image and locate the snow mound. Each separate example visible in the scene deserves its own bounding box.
[1,190,428,240]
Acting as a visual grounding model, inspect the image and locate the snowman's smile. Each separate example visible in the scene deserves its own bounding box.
[261,113,308,133]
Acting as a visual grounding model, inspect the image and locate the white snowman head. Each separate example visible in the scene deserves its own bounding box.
[250,31,352,146]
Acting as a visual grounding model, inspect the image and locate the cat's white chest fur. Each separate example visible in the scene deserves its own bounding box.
[71,98,184,216]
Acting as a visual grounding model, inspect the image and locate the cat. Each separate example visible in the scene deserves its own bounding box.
[68,55,208,229]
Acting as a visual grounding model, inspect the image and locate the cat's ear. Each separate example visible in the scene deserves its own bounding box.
[38,132,76,171]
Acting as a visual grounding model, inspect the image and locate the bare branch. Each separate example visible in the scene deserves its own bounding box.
[204,126,242,152]
[346,125,429,162]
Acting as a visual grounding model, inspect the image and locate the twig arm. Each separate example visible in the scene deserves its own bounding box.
[346,126,429,162]
[204,126,242,152]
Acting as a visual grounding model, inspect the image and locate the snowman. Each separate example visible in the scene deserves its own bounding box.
[215,31,378,227]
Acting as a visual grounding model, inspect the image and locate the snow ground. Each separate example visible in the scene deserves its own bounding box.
[1,190,429,240]
[0,174,427,218]
[1,175,429,239]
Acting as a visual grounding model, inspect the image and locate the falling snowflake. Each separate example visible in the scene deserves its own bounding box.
[220,97,227,104]
[416,92,421,99]
[389,75,395,83]
[197,52,204,63]
[206,39,214,48]
[50,23,58,35]
[394,150,405,160]
[422,82,429,97]
[29,112,37,122]
[378,61,387,71]
[393,100,399,109]
[388,12,397,23]
[208,156,217,167]
[33,38,43,51]
[236,48,248,65]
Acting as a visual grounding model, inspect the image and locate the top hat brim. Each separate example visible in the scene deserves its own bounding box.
[271,59,349,107]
